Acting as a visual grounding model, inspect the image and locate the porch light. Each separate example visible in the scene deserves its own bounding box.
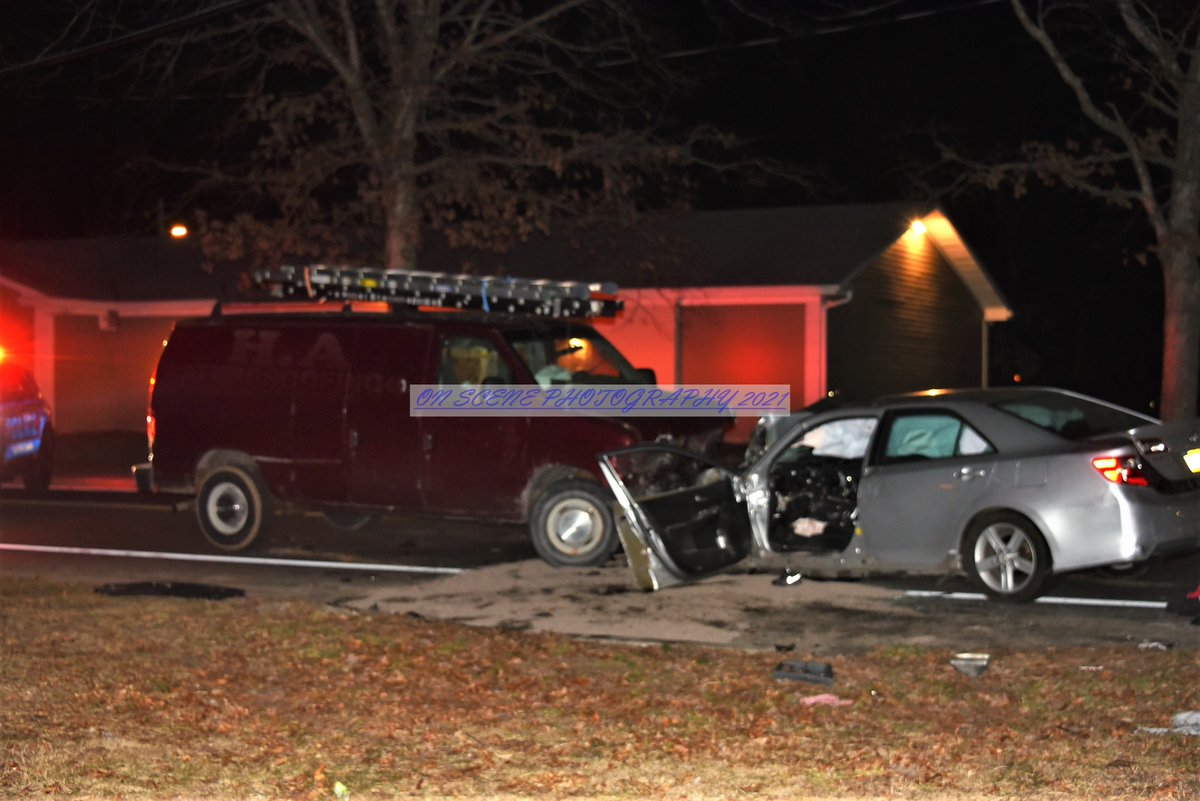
[169,224,189,239]
[908,219,927,236]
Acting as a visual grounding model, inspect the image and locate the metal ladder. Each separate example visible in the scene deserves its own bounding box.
[253,265,622,319]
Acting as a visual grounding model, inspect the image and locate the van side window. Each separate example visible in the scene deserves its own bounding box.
[437,336,513,386]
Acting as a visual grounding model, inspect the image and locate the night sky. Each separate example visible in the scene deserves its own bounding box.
[0,1,1169,412]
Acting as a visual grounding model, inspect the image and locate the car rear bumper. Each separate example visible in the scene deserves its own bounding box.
[1042,486,1200,571]
[1125,490,1200,560]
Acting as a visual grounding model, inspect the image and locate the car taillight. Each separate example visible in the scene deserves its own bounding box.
[1091,455,1150,487]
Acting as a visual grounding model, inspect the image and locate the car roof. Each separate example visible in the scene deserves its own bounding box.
[874,386,1103,407]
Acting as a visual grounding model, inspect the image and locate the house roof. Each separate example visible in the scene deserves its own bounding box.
[0,236,236,302]
[0,203,1010,320]
[425,201,1011,320]
[423,201,931,289]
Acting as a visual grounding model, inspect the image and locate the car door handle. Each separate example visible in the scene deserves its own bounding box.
[956,466,987,481]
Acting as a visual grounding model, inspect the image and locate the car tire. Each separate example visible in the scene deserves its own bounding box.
[529,480,619,567]
[963,511,1052,602]
[195,465,272,551]
[23,426,54,492]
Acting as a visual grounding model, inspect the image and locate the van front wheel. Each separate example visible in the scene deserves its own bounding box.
[196,465,272,551]
[530,480,619,567]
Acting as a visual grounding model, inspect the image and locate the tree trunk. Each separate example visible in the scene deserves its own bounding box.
[1158,47,1200,421]
[1159,248,1200,420]
[383,178,419,271]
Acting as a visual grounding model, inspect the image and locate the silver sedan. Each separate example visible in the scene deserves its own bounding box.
[599,387,1200,601]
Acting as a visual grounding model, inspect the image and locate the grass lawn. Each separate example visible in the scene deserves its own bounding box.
[2,576,1197,800]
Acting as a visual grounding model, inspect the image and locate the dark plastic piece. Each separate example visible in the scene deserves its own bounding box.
[95,582,245,600]
[773,660,834,684]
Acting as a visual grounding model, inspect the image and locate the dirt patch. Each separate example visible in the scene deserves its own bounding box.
[345,560,1199,655]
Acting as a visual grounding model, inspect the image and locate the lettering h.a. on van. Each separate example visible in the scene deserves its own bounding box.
[134,267,726,567]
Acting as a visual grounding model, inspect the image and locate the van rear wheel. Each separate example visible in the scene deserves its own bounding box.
[196,465,272,551]
[530,480,618,567]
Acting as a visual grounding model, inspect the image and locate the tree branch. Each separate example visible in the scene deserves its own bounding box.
[1010,0,1168,237]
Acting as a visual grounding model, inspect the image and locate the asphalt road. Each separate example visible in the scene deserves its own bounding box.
[2,481,1198,652]
[0,481,535,601]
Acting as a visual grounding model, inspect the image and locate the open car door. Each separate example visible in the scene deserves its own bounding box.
[598,445,752,591]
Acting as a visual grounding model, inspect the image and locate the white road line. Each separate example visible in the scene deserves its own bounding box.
[0,542,465,575]
[903,589,1167,610]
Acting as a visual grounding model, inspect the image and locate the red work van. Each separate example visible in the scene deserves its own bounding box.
[139,269,724,567]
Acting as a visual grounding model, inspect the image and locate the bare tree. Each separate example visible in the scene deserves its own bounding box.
[938,1,1200,420]
[110,0,765,271]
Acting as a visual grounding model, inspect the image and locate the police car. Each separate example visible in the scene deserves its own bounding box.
[1,355,54,491]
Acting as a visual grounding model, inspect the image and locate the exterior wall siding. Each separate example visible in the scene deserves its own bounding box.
[680,303,808,441]
[827,235,983,402]
[55,314,174,433]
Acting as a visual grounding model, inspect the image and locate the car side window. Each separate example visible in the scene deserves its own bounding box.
[878,412,994,464]
[777,417,877,465]
[437,336,513,386]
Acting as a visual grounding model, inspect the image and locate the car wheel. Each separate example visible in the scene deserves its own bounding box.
[23,426,54,492]
[964,511,1052,602]
[195,465,272,551]
[322,510,378,531]
[529,480,619,567]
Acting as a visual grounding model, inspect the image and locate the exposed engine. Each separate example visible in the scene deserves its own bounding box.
[768,456,861,553]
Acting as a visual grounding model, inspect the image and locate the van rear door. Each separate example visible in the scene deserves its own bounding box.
[285,324,354,502]
[344,323,432,509]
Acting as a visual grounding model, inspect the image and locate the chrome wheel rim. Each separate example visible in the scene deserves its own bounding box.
[545,498,602,556]
[973,522,1037,595]
[207,482,249,535]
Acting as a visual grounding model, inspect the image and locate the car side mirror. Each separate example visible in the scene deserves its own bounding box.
[633,367,656,385]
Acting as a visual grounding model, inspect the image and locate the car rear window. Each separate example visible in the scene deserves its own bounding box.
[990,392,1153,440]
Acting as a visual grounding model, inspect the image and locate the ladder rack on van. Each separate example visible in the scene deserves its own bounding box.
[252,265,622,319]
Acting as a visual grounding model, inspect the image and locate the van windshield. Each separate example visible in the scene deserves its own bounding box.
[505,329,649,387]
